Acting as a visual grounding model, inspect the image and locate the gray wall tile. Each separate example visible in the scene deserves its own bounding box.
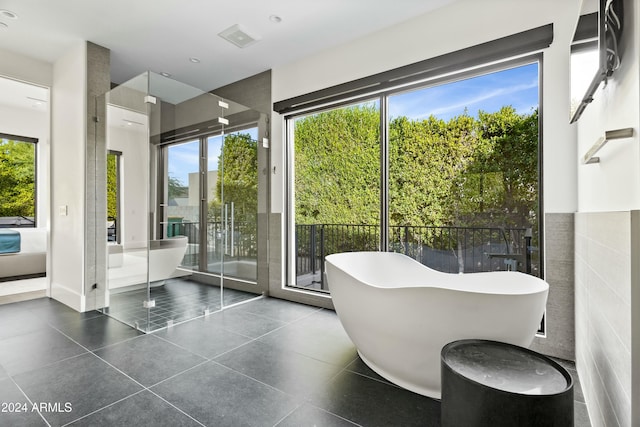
[575,211,635,427]
[531,213,575,360]
[85,42,110,309]
[212,70,272,115]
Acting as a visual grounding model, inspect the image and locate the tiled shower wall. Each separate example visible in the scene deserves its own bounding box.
[85,42,110,310]
[575,211,638,427]
[531,213,576,360]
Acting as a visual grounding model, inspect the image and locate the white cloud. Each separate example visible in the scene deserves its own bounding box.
[417,79,538,119]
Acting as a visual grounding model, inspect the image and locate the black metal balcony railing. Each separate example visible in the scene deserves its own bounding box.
[295,223,535,291]
[168,221,535,291]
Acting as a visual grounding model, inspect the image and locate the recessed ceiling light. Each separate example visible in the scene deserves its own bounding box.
[189,57,201,63]
[0,10,18,19]
[269,15,282,23]
[160,72,172,77]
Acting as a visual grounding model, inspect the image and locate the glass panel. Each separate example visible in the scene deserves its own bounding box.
[107,151,121,243]
[0,138,36,227]
[570,43,598,118]
[388,63,540,276]
[291,100,381,292]
[206,134,224,276]
[104,72,152,330]
[166,140,200,270]
[209,128,259,282]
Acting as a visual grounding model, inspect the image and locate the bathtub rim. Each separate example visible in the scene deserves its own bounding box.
[325,251,548,296]
[149,235,188,250]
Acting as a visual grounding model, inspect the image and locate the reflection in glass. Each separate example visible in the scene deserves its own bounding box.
[166,140,200,269]
[570,45,599,118]
[207,129,258,282]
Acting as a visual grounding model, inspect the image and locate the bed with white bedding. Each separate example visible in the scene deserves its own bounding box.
[0,228,46,279]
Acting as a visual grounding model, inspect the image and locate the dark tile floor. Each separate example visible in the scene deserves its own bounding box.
[104,279,261,332]
[0,296,591,427]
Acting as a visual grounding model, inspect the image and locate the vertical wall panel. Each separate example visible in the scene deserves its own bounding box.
[84,42,110,310]
[576,211,634,427]
[531,213,575,360]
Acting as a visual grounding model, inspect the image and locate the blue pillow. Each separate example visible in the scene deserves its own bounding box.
[0,230,20,254]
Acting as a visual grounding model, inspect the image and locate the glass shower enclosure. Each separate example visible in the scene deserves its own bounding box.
[100,71,264,332]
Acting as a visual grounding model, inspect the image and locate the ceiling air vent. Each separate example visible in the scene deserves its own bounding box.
[218,24,260,49]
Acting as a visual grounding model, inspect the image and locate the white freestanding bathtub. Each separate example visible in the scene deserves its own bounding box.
[108,236,188,290]
[325,251,549,399]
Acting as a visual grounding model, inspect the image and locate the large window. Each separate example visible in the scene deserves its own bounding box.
[288,58,541,292]
[0,134,37,227]
[387,63,540,276]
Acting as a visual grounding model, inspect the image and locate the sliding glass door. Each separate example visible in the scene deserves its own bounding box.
[162,128,259,282]
[207,130,259,282]
[290,100,380,291]
[388,62,540,275]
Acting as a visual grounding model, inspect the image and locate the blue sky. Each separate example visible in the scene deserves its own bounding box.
[168,63,538,186]
[389,62,539,122]
[168,129,258,186]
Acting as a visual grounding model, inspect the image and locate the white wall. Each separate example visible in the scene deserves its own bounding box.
[574,0,640,425]
[50,41,87,311]
[0,48,52,88]
[107,117,149,249]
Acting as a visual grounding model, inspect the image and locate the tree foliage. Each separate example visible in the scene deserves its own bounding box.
[2,103,538,243]
[209,133,258,221]
[293,105,538,231]
[452,107,539,228]
[168,175,188,200]
[294,104,380,225]
[107,153,118,219]
[0,139,36,217]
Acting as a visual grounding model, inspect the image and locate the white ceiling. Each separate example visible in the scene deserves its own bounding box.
[0,0,456,92]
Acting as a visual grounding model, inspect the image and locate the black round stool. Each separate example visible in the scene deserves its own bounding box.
[441,339,573,427]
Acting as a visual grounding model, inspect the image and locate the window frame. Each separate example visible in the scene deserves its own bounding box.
[0,132,39,228]
[284,53,545,297]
